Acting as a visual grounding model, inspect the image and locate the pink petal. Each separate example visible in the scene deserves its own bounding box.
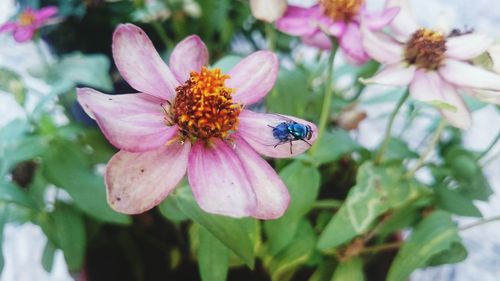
[409,72,471,129]
[362,63,415,86]
[301,31,332,50]
[227,51,279,105]
[446,33,493,60]
[439,82,472,129]
[385,0,418,40]
[233,136,289,219]
[363,7,400,30]
[0,22,16,33]
[13,26,35,42]
[439,59,500,91]
[410,70,443,102]
[77,88,177,152]
[112,24,179,101]
[339,23,370,65]
[361,24,404,64]
[329,22,347,37]
[169,35,209,83]
[275,5,322,36]
[105,141,190,214]
[237,110,317,158]
[35,6,58,22]
[187,140,257,218]
[467,90,500,105]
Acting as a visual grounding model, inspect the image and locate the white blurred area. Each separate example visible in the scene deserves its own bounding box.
[0,0,499,281]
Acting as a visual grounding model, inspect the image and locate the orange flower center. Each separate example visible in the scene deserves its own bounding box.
[320,0,364,22]
[171,67,242,142]
[18,11,35,27]
[405,28,447,70]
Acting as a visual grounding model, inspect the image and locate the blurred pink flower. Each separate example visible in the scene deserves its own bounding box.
[0,6,58,43]
[361,0,500,129]
[275,0,399,64]
[77,24,317,219]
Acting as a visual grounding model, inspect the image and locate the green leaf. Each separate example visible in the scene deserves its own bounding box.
[0,68,26,105]
[425,100,458,112]
[52,204,86,271]
[265,161,320,255]
[383,138,419,162]
[54,52,113,91]
[308,129,362,165]
[387,211,462,281]
[0,205,10,274]
[444,146,492,201]
[0,181,36,209]
[436,185,482,217]
[267,68,310,118]
[42,240,57,273]
[212,55,242,73]
[427,242,467,266]
[158,195,189,223]
[266,220,317,281]
[331,257,365,281]
[42,140,130,225]
[198,227,230,281]
[308,260,336,281]
[174,186,256,268]
[318,162,429,250]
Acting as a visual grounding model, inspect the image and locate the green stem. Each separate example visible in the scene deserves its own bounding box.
[360,241,403,255]
[313,199,343,209]
[477,129,500,161]
[460,215,500,231]
[374,89,410,164]
[405,119,447,178]
[310,39,338,154]
[265,24,276,51]
[152,21,171,50]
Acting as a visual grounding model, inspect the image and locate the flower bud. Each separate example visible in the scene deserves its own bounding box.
[250,0,287,23]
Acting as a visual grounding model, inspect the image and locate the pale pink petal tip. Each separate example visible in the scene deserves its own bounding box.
[169,35,209,83]
[237,110,318,159]
[188,140,257,218]
[112,23,179,101]
[446,33,493,60]
[439,59,500,91]
[363,7,400,30]
[227,51,279,105]
[105,142,190,214]
[76,87,177,152]
[275,5,321,36]
[360,23,403,64]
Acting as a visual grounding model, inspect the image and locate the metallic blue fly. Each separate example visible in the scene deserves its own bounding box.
[268,120,313,154]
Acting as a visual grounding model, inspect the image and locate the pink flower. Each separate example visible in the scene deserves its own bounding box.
[275,0,399,64]
[360,0,500,129]
[77,24,317,219]
[0,6,58,43]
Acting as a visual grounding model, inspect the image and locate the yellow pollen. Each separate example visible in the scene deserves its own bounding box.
[18,11,35,26]
[171,67,242,142]
[320,0,364,22]
[405,28,447,70]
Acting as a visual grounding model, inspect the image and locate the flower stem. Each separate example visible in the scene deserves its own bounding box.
[405,119,447,178]
[313,199,343,209]
[152,21,171,51]
[310,39,338,154]
[360,241,403,255]
[460,215,500,231]
[477,129,500,161]
[374,89,410,164]
[265,23,276,51]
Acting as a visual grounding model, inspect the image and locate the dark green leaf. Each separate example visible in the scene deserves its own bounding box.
[0,181,36,209]
[42,240,57,273]
[198,227,230,281]
[265,161,320,255]
[318,162,429,250]
[266,220,317,281]
[158,195,189,223]
[174,186,256,268]
[436,185,482,217]
[52,204,86,271]
[383,138,419,162]
[309,129,361,165]
[331,257,365,281]
[427,242,467,266]
[308,260,336,281]
[387,211,462,281]
[42,140,130,225]
[0,205,10,274]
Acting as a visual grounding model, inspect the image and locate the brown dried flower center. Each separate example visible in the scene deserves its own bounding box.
[320,0,364,22]
[405,28,447,70]
[171,67,241,141]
